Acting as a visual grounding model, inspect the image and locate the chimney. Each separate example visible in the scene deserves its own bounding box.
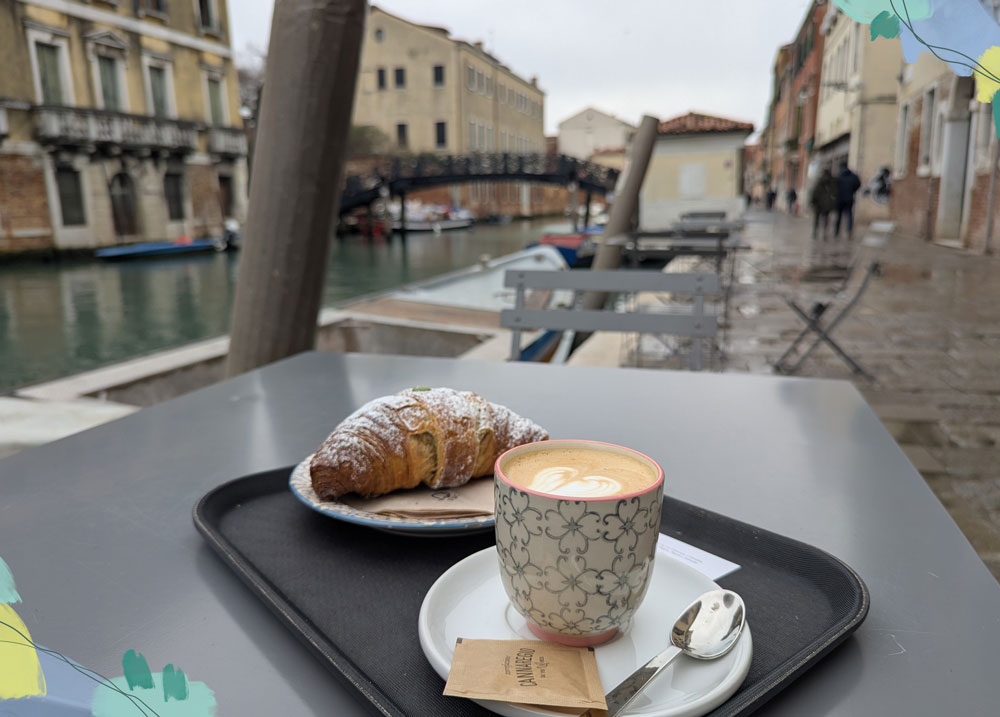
[531,76,538,87]
[474,41,483,51]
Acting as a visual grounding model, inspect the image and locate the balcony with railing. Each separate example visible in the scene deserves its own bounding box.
[34,106,199,152]
[208,127,248,156]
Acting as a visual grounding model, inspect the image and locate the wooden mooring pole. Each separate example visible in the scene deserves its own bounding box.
[581,115,659,306]
[225,0,365,378]
[567,115,658,352]
[399,190,407,240]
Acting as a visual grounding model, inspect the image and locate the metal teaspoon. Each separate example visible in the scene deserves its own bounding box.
[603,589,747,717]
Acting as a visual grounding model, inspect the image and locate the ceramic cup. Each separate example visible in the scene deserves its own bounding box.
[494,439,665,647]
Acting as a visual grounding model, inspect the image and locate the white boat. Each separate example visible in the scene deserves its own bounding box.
[388,200,475,232]
[390,244,570,311]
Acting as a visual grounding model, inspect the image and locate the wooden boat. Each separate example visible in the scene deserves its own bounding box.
[95,237,223,260]
[339,245,572,362]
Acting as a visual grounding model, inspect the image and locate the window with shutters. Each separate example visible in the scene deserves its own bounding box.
[164,172,185,221]
[206,77,225,125]
[97,55,122,111]
[36,42,64,105]
[147,65,169,117]
[56,165,86,226]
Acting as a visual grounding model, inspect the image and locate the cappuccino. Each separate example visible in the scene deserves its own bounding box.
[503,447,657,498]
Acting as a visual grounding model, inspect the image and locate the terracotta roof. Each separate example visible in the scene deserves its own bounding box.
[658,113,754,136]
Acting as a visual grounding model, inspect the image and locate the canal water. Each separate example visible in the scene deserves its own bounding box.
[0,219,559,393]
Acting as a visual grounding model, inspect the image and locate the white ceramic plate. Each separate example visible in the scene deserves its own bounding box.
[418,547,752,717]
[288,456,495,536]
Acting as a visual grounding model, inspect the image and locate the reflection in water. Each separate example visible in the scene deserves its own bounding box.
[0,220,551,392]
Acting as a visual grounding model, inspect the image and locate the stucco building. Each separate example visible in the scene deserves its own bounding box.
[889,0,1000,250]
[556,107,634,161]
[0,0,247,254]
[890,45,980,244]
[640,112,753,226]
[758,1,827,214]
[760,45,793,202]
[814,6,900,221]
[351,6,548,217]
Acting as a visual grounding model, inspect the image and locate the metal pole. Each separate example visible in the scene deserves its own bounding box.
[225,0,366,377]
[568,180,579,232]
[924,166,936,242]
[399,190,407,239]
[985,139,1000,254]
[582,190,592,230]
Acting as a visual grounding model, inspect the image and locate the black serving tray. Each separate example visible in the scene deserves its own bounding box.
[194,467,869,716]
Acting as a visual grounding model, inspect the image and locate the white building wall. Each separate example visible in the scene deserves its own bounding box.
[557,108,634,159]
[640,133,748,228]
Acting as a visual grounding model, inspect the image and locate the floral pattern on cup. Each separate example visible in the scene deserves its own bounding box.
[498,489,544,544]
[494,442,664,645]
[544,502,604,555]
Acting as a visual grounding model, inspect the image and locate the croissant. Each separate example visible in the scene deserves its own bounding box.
[309,388,548,500]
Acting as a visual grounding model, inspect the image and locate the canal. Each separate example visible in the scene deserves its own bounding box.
[0,219,559,393]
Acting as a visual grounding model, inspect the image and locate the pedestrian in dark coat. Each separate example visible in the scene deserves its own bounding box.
[835,161,862,239]
[810,168,838,240]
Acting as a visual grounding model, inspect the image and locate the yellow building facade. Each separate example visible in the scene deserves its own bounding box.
[640,113,753,226]
[0,0,247,253]
[814,6,901,221]
[351,6,546,215]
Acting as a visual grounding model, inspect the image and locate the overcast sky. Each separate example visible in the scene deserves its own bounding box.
[229,0,814,137]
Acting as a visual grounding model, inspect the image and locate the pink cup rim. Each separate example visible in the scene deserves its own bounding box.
[495,439,664,502]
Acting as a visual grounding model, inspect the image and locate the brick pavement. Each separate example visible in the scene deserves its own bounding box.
[720,209,1000,580]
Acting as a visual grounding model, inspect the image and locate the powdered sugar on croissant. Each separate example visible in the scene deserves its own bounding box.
[309,388,548,500]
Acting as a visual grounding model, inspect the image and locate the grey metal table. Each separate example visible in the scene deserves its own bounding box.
[1,352,997,715]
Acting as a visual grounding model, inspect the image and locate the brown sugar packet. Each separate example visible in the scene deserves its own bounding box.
[443,638,607,711]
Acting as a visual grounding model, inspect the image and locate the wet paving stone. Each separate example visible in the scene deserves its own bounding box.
[724,210,1000,581]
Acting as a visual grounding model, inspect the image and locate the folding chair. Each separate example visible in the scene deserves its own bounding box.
[773,260,882,380]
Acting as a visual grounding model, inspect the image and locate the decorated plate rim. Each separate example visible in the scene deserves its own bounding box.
[288,455,496,531]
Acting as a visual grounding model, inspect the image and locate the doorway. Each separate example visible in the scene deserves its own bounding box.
[218,173,233,218]
[935,76,974,241]
[109,172,139,237]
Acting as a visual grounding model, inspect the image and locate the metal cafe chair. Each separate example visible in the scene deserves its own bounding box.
[773,223,892,380]
[501,268,718,370]
[773,261,882,380]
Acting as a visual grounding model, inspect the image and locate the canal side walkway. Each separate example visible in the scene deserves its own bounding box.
[580,209,1000,580]
[0,397,137,459]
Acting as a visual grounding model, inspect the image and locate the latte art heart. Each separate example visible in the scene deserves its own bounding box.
[503,446,658,498]
[529,466,623,498]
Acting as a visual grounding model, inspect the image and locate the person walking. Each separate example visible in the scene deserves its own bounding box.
[809,167,838,240]
[786,187,798,215]
[834,161,862,239]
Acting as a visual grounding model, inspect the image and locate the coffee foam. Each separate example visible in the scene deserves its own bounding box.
[503,447,657,498]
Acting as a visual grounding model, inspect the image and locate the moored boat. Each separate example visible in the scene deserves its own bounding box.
[388,200,475,232]
[95,238,222,260]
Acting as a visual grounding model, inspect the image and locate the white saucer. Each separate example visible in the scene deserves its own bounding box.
[418,547,752,717]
